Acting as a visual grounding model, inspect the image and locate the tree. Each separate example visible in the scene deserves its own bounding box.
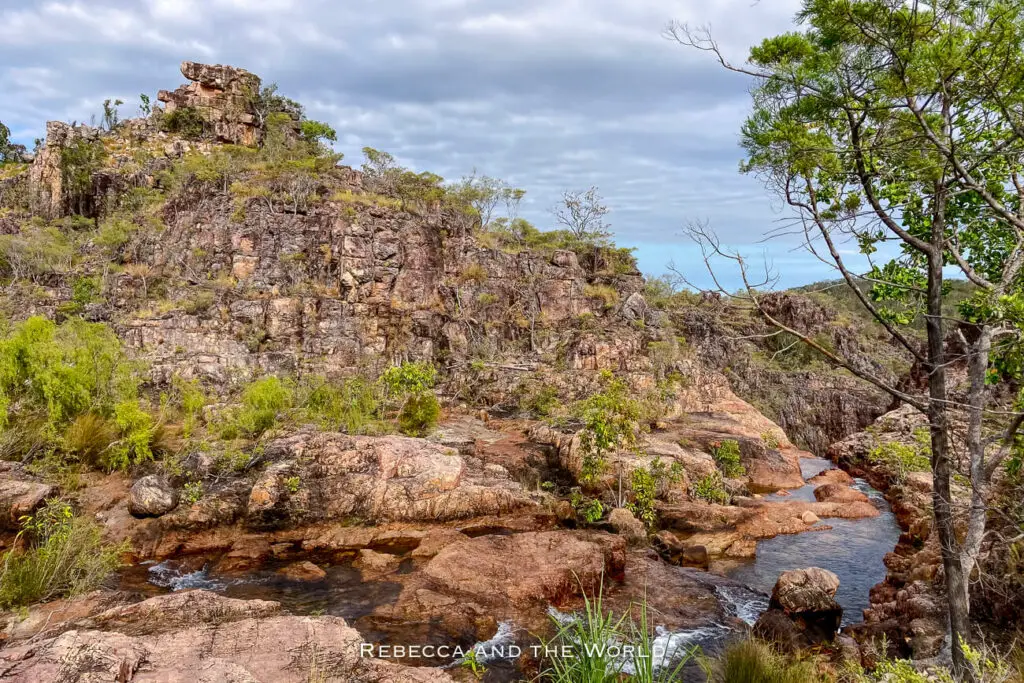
[248,83,303,129]
[552,186,611,244]
[0,120,26,163]
[670,0,1024,676]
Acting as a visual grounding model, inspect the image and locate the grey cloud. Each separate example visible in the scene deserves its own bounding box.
[0,0,814,285]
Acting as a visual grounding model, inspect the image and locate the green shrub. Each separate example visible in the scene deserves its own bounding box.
[298,375,380,434]
[0,224,75,282]
[868,439,930,483]
[538,584,626,682]
[711,439,746,478]
[691,471,730,505]
[583,283,620,308]
[381,361,437,399]
[573,370,646,484]
[104,400,156,471]
[627,457,684,527]
[761,431,781,449]
[397,393,440,437]
[0,500,128,609]
[235,376,293,437]
[182,481,204,505]
[0,316,139,429]
[169,376,206,439]
[160,106,207,139]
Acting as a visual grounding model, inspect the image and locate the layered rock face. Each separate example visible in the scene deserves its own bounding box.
[158,61,262,145]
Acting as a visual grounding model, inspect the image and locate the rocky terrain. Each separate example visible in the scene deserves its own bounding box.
[0,61,986,681]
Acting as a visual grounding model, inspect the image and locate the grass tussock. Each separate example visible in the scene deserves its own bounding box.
[0,500,129,609]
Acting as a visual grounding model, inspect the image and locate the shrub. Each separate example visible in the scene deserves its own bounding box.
[182,289,215,315]
[298,375,380,435]
[0,500,128,609]
[235,376,293,437]
[381,361,437,399]
[397,393,440,437]
[868,440,930,483]
[573,371,646,484]
[169,376,206,439]
[627,457,684,527]
[160,106,206,139]
[711,439,746,478]
[0,316,139,430]
[0,224,75,282]
[181,481,203,505]
[691,471,730,505]
[538,584,626,682]
[104,400,156,471]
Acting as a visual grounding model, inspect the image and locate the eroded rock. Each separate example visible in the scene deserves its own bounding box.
[128,475,178,517]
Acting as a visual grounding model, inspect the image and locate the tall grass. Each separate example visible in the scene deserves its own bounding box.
[709,638,817,683]
[0,501,128,609]
[538,583,700,683]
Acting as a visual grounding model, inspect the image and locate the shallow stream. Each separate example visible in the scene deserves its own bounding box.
[724,457,902,625]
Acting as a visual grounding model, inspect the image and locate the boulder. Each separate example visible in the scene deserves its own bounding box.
[766,567,843,644]
[277,561,327,582]
[353,549,402,574]
[423,531,626,608]
[771,567,840,614]
[608,507,647,544]
[800,510,820,525]
[0,469,56,530]
[813,483,869,504]
[128,475,178,517]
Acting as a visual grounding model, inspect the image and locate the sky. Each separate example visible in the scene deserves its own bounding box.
[0,0,853,289]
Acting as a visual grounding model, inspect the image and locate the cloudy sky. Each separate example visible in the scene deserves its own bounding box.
[0,0,846,288]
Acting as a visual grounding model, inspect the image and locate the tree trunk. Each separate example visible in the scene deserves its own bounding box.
[962,327,993,582]
[926,243,973,680]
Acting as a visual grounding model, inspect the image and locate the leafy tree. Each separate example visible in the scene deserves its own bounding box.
[552,186,611,244]
[672,0,1024,673]
[574,370,647,485]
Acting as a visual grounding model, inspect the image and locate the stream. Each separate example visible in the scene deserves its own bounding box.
[723,457,902,625]
[117,457,900,679]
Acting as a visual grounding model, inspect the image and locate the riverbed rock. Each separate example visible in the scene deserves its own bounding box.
[354,548,402,574]
[608,507,647,544]
[423,530,626,607]
[813,483,869,504]
[245,432,535,527]
[771,567,841,613]
[128,475,178,517]
[0,464,56,530]
[0,591,454,682]
[277,560,327,582]
[808,469,854,486]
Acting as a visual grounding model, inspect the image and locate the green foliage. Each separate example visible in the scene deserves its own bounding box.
[711,439,745,478]
[181,480,203,505]
[691,471,730,505]
[574,371,647,484]
[235,376,293,437]
[62,413,117,465]
[95,217,137,254]
[104,400,156,471]
[710,638,816,683]
[761,431,781,449]
[397,393,440,437]
[284,476,301,494]
[297,375,381,434]
[520,382,560,418]
[159,106,206,139]
[0,500,128,609]
[0,316,139,430]
[167,376,206,439]
[627,457,684,527]
[380,361,437,398]
[583,284,620,308]
[868,439,930,484]
[59,138,105,216]
[100,98,123,131]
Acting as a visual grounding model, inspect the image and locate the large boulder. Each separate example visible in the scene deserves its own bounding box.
[128,475,178,517]
[813,483,869,504]
[771,567,841,613]
[246,432,534,527]
[423,530,626,608]
[608,507,647,544]
[757,567,843,646]
[0,464,56,530]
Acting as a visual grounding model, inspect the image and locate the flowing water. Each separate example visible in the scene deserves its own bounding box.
[724,457,902,625]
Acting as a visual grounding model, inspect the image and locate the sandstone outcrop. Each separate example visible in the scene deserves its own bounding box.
[755,567,843,648]
[0,591,454,682]
[157,61,263,145]
[0,463,56,531]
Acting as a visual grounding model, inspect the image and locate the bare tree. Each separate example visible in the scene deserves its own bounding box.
[552,187,611,244]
